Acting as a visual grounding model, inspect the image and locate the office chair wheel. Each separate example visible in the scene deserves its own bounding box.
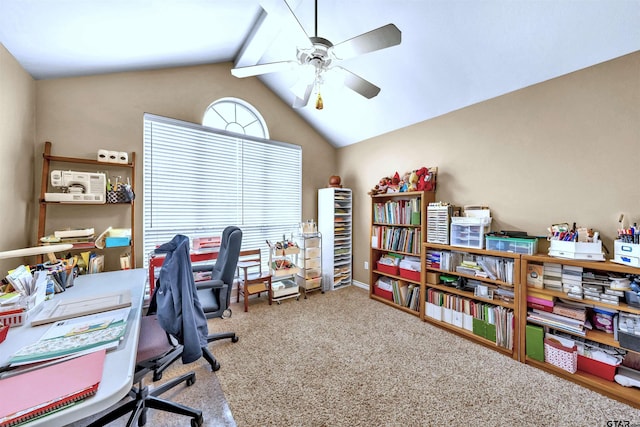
[222,308,232,318]
[232,335,239,343]
[186,376,196,387]
[152,371,163,381]
[191,415,204,427]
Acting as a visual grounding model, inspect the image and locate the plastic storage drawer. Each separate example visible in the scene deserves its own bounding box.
[450,217,492,249]
[485,236,538,255]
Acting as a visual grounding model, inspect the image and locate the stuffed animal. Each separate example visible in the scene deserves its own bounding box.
[408,170,419,191]
[416,166,437,191]
[387,171,401,193]
[368,177,391,195]
[399,171,410,192]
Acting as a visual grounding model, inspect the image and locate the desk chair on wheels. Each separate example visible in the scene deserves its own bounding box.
[88,234,207,427]
[153,226,242,379]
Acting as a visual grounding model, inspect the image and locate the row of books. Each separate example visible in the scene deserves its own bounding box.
[425,287,514,349]
[426,250,514,284]
[376,277,420,310]
[371,226,421,254]
[372,198,421,225]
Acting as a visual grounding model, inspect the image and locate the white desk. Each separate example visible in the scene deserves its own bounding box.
[0,268,147,427]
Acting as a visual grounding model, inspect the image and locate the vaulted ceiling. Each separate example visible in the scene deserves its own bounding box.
[1,0,638,147]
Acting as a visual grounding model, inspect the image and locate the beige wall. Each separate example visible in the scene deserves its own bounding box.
[0,43,36,273]
[35,62,336,269]
[340,51,640,284]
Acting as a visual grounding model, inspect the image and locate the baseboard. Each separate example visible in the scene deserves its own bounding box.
[229,280,369,300]
[352,280,368,290]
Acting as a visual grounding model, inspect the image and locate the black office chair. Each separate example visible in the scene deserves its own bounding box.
[153,226,241,378]
[88,234,206,427]
[194,226,242,345]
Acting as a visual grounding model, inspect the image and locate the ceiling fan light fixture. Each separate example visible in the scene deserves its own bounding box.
[315,92,323,110]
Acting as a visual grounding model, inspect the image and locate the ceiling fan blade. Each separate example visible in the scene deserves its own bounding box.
[231,60,298,78]
[292,83,314,108]
[334,66,381,99]
[330,23,401,60]
[260,0,313,50]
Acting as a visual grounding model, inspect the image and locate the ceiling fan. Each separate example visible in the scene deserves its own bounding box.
[231,0,401,109]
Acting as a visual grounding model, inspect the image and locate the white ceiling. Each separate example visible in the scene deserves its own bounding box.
[1,0,638,148]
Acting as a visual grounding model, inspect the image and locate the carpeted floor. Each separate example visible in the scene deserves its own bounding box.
[79,285,640,426]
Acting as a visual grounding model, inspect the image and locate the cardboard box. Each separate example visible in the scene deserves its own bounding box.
[426,272,439,284]
[548,240,604,261]
[425,302,443,321]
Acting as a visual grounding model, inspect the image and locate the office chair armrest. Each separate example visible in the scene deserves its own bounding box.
[195,278,226,290]
[192,264,215,273]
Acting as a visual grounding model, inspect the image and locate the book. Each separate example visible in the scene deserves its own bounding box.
[0,349,105,426]
[9,308,129,366]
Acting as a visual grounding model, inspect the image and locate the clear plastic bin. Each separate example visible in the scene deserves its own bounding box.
[450,217,492,249]
[486,236,538,255]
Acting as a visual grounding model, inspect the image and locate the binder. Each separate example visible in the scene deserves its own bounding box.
[0,349,106,426]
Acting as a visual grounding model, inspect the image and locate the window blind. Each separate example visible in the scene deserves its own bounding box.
[143,113,302,267]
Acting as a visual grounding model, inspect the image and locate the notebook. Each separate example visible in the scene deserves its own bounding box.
[0,349,106,426]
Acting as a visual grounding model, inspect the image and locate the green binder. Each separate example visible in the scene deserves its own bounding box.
[526,324,545,362]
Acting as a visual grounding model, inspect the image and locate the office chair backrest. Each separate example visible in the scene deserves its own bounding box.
[211,226,243,289]
[154,234,209,363]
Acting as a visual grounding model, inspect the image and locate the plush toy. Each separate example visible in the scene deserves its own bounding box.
[398,171,410,192]
[408,170,419,191]
[368,176,391,195]
[416,166,437,191]
[387,171,401,193]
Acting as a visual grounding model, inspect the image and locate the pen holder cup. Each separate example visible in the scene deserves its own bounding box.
[44,261,77,292]
[107,184,135,204]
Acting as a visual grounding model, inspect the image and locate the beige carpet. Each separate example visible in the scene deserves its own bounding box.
[210,286,640,427]
[76,286,640,426]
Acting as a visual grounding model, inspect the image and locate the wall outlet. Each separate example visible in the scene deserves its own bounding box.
[364,261,369,270]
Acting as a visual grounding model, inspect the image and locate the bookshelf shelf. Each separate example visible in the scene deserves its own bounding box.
[37,141,136,271]
[423,243,522,360]
[521,253,640,409]
[525,357,639,409]
[369,190,435,316]
[318,188,353,290]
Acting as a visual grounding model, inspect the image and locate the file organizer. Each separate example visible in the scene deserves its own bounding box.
[427,204,457,244]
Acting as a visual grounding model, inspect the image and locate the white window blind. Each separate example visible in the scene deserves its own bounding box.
[143,113,302,267]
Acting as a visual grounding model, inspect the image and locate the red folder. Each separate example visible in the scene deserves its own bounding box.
[0,349,106,426]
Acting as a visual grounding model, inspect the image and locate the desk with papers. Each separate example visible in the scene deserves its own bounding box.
[0,268,147,426]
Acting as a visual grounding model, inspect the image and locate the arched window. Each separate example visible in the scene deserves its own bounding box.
[203,97,269,139]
